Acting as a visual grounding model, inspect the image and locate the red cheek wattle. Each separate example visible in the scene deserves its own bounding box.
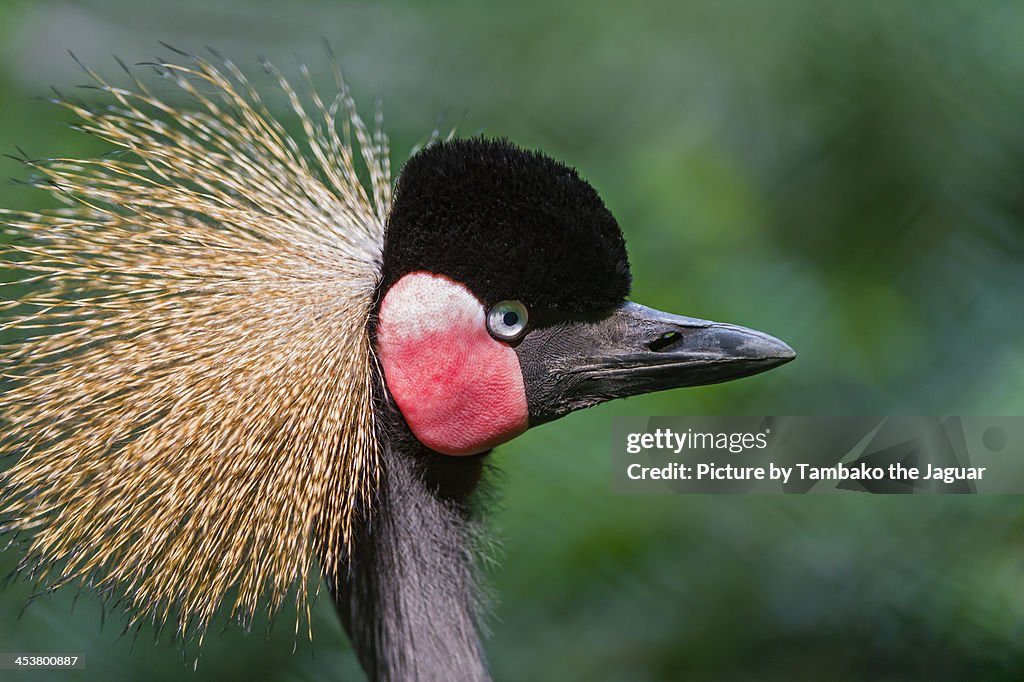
[376,273,529,456]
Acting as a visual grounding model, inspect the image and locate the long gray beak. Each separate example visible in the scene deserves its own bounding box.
[515,301,796,425]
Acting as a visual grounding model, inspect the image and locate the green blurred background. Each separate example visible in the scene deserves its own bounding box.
[2,1,1024,680]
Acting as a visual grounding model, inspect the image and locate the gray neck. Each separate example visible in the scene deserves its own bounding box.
[332,430,490,682]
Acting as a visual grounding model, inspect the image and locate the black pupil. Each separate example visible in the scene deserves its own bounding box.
[502,311,519,327]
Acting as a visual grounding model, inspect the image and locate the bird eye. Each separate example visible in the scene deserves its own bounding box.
[487,300,529,341]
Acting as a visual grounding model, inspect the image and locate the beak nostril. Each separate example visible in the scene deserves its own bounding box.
[648,331,682,353]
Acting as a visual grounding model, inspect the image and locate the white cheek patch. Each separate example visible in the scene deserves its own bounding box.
[377,272,529,456]
[379,272,483,339]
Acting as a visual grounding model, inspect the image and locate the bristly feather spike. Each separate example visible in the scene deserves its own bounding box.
[0,51,388,638]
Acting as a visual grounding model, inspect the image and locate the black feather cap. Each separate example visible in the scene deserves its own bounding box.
[380,138,631,312]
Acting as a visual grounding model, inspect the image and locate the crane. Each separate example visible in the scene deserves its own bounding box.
[0,52,793,681]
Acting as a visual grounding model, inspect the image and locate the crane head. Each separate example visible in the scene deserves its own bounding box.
[376,138,795,456]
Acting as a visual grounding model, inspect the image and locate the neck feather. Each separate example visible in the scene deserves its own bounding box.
[331,406,491,681]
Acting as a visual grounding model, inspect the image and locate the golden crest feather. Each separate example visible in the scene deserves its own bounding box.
[0,51,387,636]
